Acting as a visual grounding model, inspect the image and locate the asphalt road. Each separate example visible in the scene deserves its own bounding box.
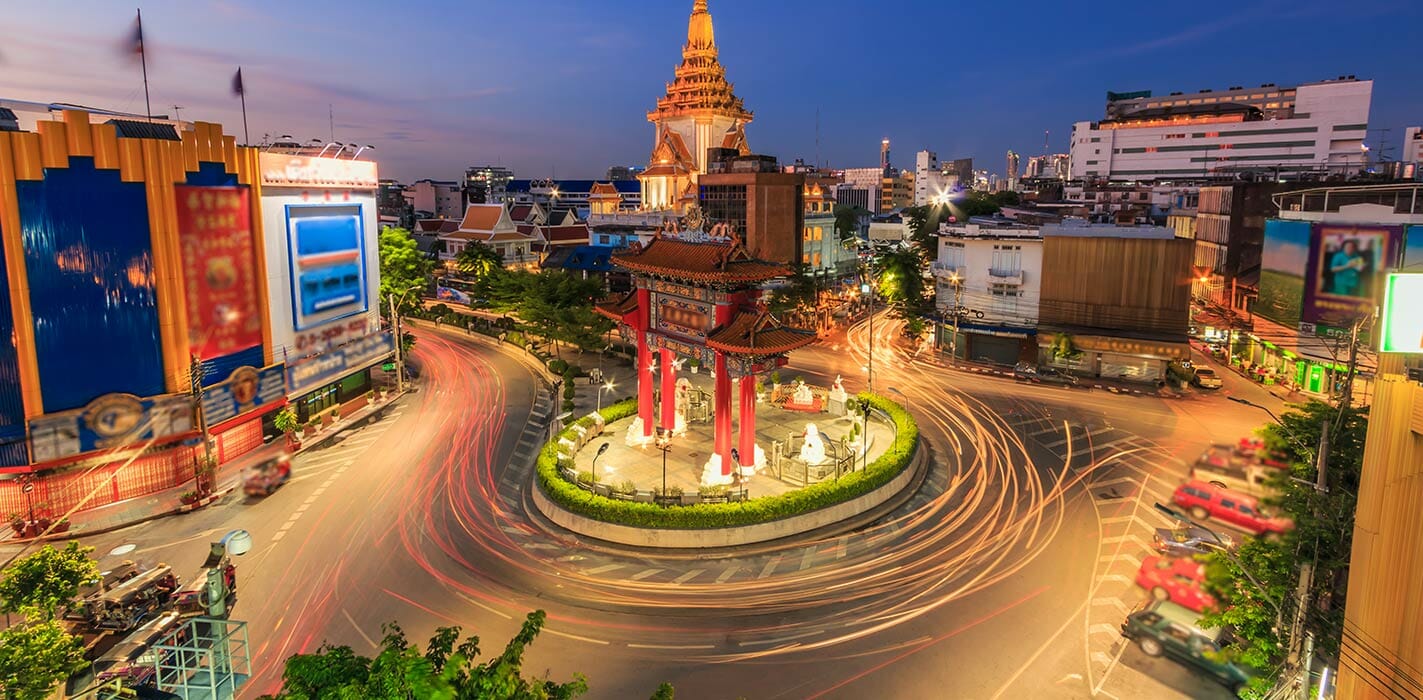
[60,320,1284,699]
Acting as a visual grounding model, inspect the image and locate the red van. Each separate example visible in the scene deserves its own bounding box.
[1171,480,1293,536]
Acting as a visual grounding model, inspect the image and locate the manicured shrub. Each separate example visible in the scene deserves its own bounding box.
[534,394,919,530]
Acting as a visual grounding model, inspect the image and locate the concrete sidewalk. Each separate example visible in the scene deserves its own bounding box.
[2,388,408,544]
[914,349,1183,399]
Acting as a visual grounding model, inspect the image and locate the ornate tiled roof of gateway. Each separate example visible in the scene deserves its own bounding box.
[648,0,753,124]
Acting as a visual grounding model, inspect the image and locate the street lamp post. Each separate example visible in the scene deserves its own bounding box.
[387,290,411,394]
[656,428,672,499]
[948,271,962,361]
[592,441,610,484]
[887,386,908,412]
[597,380,615,413]
[862,282,874,393]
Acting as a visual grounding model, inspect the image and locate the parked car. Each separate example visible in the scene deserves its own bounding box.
[1192,367,1223,389]
[1172,481,1293,536]
[1013,362,1079,386]
[1120,599,1253,693]
[1153,524,1237,557]
[1190,446,1282,497]
[1136,555,1217,612]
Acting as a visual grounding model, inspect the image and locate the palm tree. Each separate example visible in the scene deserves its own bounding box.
[455,241,503,279]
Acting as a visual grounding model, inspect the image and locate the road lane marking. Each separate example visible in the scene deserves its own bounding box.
[271,530,286,542]
[715,566,740,583]
[757,555,782,579]
[1090,598,1129,615]
[672,569,704,584]
[583,563,623,576]
[342,608,378,648]
[627,643,715,650]
[543,628,609,645]
[798,547,816,571]
[629,568,663,581]
[737,630,823,647]
[1088,623,1120,638]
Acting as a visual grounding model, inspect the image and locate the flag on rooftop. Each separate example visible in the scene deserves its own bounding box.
[232,67,244,96]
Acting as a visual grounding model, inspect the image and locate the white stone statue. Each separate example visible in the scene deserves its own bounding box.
[792,380,814,406]
[799,423,827,465]
[829,374,847,402]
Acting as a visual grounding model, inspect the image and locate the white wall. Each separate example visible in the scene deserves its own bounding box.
[259,188,381,365]
[935,226,1043,330]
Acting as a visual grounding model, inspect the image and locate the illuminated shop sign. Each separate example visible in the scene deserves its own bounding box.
[259,152,378,189]
[29,393,194,463]
[285,205,369,331]
[201,363,287,425]
[1379,274,1423,354]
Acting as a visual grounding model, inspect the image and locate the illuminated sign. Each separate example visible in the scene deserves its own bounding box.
[259,152,378,189]
[285,205,369,331]
[1379,274,1423,354]
[201,363,287,425]
[287,332,394,395]
[29,393,194,463]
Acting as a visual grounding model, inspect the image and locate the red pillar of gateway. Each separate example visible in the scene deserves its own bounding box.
[713,351,732,475]
[738,372,756,469]
[660,348,677,432]
[635,288,654,436]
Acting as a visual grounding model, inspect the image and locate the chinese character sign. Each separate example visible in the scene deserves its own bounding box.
[175,186,263,359]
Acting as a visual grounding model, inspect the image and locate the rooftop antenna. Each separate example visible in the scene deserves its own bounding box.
[328,103,334,142]
[815,106,821,169]
[1044,129,1050,154]
[171,104,183,122]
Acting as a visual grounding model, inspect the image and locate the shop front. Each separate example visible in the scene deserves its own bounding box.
[285,331,395,424]
[1038,333,1189,383]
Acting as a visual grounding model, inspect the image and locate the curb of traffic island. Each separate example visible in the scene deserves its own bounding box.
[924,356,1176,399]
[3,389,410,545]
[408,319,558,394]
[532,439,928,549]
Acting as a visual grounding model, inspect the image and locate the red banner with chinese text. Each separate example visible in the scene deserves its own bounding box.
[175,186,262,360]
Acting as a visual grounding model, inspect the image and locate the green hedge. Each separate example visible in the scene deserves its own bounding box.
[535,393,919,529]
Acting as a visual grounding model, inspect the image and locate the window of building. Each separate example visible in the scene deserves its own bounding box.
[814,226,823,241]
[599,234,610,245]
[812,252,822,268]
[991,244,1022,274]
[941,241,965,269]
[802,253,810,265]
[1266,102,1280,109]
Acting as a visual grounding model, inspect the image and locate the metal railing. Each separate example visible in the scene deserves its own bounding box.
[1274,183,1423,216]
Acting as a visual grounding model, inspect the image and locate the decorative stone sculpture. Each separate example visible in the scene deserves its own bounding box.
[799,423,827,465]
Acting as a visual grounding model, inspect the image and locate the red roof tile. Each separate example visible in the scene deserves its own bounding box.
[594,292,639,321]
[459,204,507,232]
[509,204,535,222]
[706,309,816,356]
[543,224,590,244]
[611,237,789,283]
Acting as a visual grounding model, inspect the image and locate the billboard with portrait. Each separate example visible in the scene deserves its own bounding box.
[1304,224,1403,330]
[175,186,263,359]
[285,205,368,331]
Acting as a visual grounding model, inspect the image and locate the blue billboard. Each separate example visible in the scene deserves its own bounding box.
[28,393,194,464]
[285,205,368,331]
[200,363,286,426]
[286,332,394,396]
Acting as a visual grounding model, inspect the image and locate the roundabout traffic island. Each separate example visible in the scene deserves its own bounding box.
[532,390,922,548]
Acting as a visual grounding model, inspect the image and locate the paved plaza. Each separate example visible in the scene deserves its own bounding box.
[569,396,896,497]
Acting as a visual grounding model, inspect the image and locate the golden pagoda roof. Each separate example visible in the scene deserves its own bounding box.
[647,0,753,124]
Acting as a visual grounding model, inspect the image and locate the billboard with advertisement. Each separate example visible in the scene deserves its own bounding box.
[1405,225,1423,270]
[286,332,394,396]
[28,393,194,464]
[175,186,263,359]
[1260,219,1404,333]
[285,205,368,331]
[435,286,471,305]
[1379,274,1423,354]
[200,363,286,426]
[1305,223,1403,330]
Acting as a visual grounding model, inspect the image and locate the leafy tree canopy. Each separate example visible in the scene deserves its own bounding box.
[0,541,100,621]
[378,227,432,313]
[264,611,671,700]
[0,619,87,700]
[454,241,503,281]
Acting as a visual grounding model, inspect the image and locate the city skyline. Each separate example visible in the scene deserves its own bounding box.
[4,0,1422,182]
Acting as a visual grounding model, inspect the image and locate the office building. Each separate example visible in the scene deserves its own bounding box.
[1070,77,1372,180]
[464,165,514,205]
[1406,126,1423,166]
[881,169,914,212]
[405,179,463,220]
[698,157,804,266]
[841,167,884,212]
[1006,150,1020,189]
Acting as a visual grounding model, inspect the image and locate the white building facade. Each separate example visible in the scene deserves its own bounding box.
[932,222,1044,364]
[1070,77,1372,181]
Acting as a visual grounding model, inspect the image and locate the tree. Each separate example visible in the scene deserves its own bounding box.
[766,265,818,319]
[378,227,432,316]
[1198,400,1369,693]
[832,204,870,246]
[0,541,99,621]
[454,241,503,281]
[0,619,87,700]
[872,247,931,322]
[263,610,682,700]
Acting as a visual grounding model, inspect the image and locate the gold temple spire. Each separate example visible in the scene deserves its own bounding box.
[687,0,714,50]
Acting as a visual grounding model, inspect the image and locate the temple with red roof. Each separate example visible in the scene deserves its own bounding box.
[595,226,815,485]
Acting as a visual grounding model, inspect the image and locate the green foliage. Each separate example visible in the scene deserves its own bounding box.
[833,204,870,246]
[478,271,613,353]
[872,247,932,322]
[266,612,596,700]
[548,359,569,375]
[0,619,87,700]
[274,406,300,435]
[536,395,919,529]
[1199,400,1368,679]
[649,682,675,700]
[766,265,819,318]
[0,541,100,622]
[377,227,432,314]
[454,240,503,280]
[1048,333,1082,361]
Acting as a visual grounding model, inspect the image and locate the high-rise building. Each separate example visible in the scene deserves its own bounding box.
[841,167,885,213]
[880,138,891,171]
[639,0,753,211]
[881,169,914,212]
[1405,126,1423,166]
[606,165,645,181]
[405,179,464,220]
[1071,77,1372,180]
[464,165,514,205]
[1006,150,1021,188]
[698,156,804,265]
[914,150,942,205]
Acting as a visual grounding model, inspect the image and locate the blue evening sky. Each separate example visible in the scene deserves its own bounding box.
[4,0,1421,182]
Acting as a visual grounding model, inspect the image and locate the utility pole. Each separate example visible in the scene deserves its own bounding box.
[388,293,405,394]
[951,278,963,361]
[189,354,213,491]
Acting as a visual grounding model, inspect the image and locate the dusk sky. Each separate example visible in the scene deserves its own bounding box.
[5,0,1421,183]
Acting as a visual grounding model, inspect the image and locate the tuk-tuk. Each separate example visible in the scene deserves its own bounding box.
[243,455,291,497]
